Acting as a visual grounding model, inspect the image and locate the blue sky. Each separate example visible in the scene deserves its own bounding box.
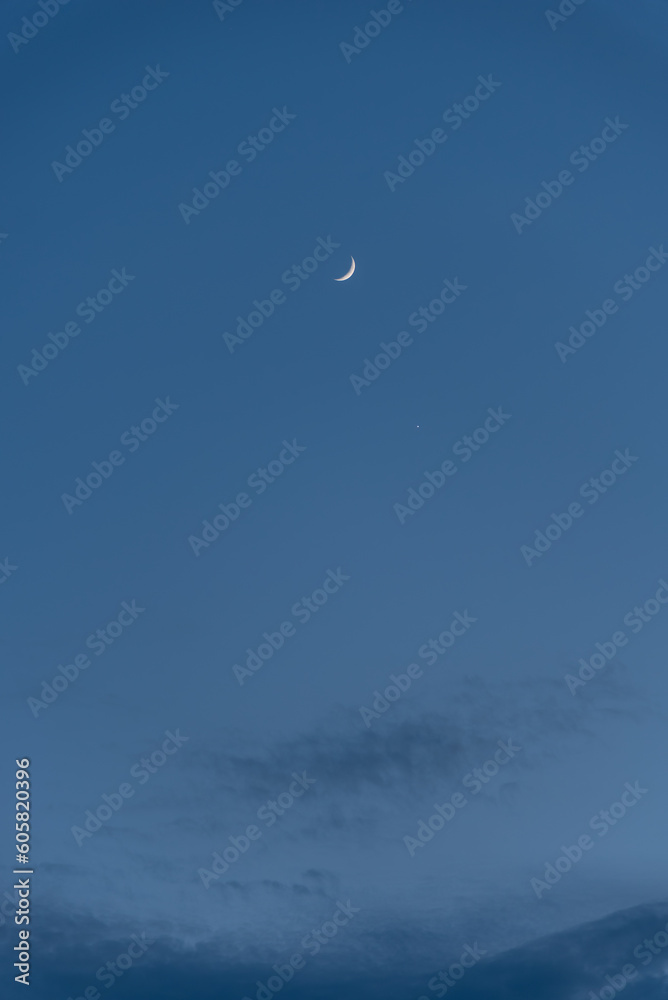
[2,0,668,997]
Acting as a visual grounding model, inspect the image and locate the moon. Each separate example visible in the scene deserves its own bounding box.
[334,257,355,281]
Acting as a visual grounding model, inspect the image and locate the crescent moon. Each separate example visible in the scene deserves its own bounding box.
[334,257,355,281]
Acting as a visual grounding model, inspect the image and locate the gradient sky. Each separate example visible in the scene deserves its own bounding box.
[2,1,668,998]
